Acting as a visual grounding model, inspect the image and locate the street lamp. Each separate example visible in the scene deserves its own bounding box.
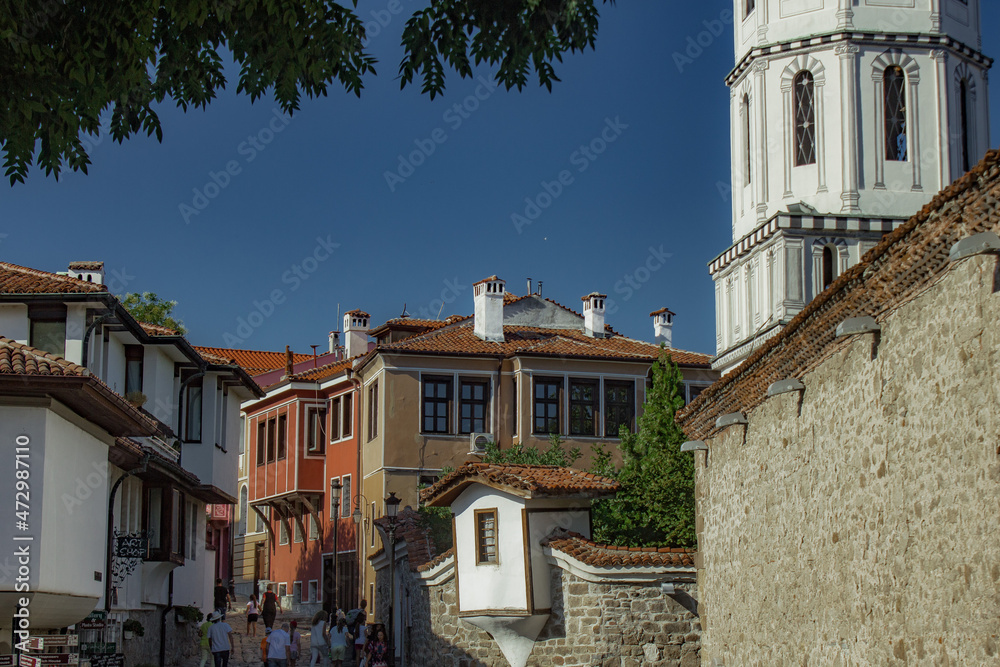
[328,478,342,615]
[384,492,401,666]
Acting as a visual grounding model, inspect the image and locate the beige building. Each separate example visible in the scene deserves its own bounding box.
[354,277,716,609]
[678,151,1000,665]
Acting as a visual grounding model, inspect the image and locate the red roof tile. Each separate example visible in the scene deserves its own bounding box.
[192,346,314,375]
[0,261,107,294]
[679,148,1000,439]
[542,530,696,568]
[288,357,355,382]
[139,321,181,336]
[0,337,86,376]
[415,547,455,573]
[379,320,711,366]
[422,463,620,506]
[68,261,104,271]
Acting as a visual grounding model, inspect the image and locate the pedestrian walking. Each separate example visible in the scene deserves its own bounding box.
[261,585,281,629]
[362,626,389,667]
[198,614,214,667]
[308,611,329,667]
[266,622,293,667]
[214,579,231,620]
[344,600,367,661]
[327,617,350,667]
[351,623,367,665]
[207,611,235,667]
[288,620,301,667]
[260,628,272,667]
[247,594,260,637]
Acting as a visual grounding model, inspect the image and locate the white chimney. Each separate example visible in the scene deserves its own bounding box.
[67,261,105,285]
[473,276,505,343]
[343,311,370,358]
[582,292,607,338]
[651,308,675,347]
[328,330,342,356]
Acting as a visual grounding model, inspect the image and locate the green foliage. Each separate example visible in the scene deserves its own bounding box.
[481,433,581,467]
[175,605,203,623]
[591,351,696,548]
[417,467,455,553]
[122,292,187,334]
[1,0,613,184]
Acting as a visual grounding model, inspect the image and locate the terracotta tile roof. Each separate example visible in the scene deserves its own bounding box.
[582,292,607,300]
[0,337,86,376]
[422,463,620,506]
[541,529,696,568]
[679,148,1000,440]
[196,348,235,365]
[649,307,675,317]
[415,547,455,573]
[140,321,181,336]
[192,346,313,374]
[344,309,370,318]
[379,320,711,366]
[288,357,355,382]
[473,275,501,286]
[68,261,104,271]
[0,261,107,294]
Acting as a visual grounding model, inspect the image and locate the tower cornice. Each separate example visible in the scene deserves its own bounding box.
[726,31,992,87]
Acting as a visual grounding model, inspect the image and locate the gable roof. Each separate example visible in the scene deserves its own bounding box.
[0,261,107,294]
[421,463,620,506]
[192,346,314,375]
[377,319,711,366]
[0,337,86,377]
[541,529,696,569]
[678,148,1000,439]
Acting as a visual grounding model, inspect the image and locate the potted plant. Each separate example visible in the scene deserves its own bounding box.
[122,618,144,639]
[175,605,203,624]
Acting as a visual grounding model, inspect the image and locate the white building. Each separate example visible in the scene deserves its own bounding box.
[713,0,992,372]
[0,261,261,656]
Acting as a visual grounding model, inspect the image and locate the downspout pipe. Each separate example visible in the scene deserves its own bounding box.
[82,312,114,369]
[105,454,151,612]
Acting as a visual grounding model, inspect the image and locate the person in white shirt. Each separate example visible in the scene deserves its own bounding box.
[267,622,293,667]
[308,611,329,667]
[207,611,234,667]
[327,617,350,667]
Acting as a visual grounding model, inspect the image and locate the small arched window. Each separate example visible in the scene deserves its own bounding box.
[959,78,971,172]
[884,66,907,161]
[742,93,752,185]
[794,71,816,166]
[822,246,835,289]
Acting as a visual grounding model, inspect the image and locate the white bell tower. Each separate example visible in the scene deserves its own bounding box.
[713,0,992,373]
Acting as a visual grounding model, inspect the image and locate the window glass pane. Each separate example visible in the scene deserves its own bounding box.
[422,377,451,434]
[342,394,353,438]
[569,380,597,436]
[185,384,202,441]
[341,476,352,518]
[477,511,498,564]
[605,381,635,437]
[794,72,816,166]
[277,415,287,459]
[885,66,907,161]
[148,488,162,551]
[30,319,66,357]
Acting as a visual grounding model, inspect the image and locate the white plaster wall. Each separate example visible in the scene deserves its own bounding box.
[0,404,112,628]
[452,485,529,613]
[0,304,29,342]
[173,509,211,609]
[104,334,126,395]
[524,503,590,611]
[64,304,88,364]
[144,348,178,429]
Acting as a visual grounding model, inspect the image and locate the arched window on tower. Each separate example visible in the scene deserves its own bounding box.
[884,66,907,161]
[959,78,971,173]
[793,71,816,166]
[742,93,751,186]
[822,245,835,290]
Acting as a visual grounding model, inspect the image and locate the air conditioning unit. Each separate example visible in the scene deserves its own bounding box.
[469,433,494,455]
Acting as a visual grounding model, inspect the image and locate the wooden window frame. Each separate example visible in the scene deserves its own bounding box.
[266,419,277,463]
[331,397,341,442]
[124,345,144,396]
[183,376,203,443]
[475,508,499,565]
[306,406,327,454]
[533,377,562,435]
[568,378,598,436]
[422,375,452,434]
[604,380,635,437]
[342,393,353,438]
[277,414,287,460]
[459,378,490,435]
[367,382,379,441]
[256,421,266,466]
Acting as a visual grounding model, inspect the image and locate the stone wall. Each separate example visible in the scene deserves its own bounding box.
[393,560,700,666]
[116,609,202,667]
[695,253,1000,665]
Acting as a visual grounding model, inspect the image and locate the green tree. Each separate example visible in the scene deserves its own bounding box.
[481,433,581,467]
[1,0,613,184]
[122,292,187,334]
[591,351,695,547]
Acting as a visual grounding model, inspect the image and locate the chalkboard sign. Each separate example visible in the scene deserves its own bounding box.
[85,654,124,667]
[114,534,148,560]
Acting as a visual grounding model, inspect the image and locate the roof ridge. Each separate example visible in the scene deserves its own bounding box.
[0,261,107,294]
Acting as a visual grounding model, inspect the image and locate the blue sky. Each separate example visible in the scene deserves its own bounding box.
[3,2,998,356]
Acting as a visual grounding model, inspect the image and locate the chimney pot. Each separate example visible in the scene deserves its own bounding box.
[650,308,675,347]
[473,276,505,343]
[582,293,608,338]
[343,310,370,358]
